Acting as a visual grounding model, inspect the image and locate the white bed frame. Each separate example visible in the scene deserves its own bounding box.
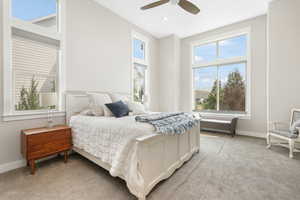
[66,91,200,200]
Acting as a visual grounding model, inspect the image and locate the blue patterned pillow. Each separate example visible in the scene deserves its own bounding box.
[105,101,130,118]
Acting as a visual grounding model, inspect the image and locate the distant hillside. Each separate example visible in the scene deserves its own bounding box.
[194,90,210,99]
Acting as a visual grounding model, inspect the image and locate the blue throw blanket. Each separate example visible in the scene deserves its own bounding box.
[135,112,200,135]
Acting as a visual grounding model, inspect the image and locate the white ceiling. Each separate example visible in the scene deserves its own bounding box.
[94,0,272,38]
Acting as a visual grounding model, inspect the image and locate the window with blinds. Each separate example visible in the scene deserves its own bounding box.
[2,0,64,119]
[12,34,59,111]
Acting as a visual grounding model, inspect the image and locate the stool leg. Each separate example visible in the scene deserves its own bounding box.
[29,160,35,175]
[64,151,68,163]
[266,133,271,149]
[289,139,294,158]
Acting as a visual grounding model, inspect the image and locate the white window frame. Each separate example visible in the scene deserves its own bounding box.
[131,31,149,103]
[191,27,251,119]
[2,0,66,121]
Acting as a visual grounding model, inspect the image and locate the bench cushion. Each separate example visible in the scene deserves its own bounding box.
[201,119,231,124]
[200,117,238,136]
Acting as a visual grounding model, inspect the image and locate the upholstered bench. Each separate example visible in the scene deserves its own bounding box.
[200,117,238,137]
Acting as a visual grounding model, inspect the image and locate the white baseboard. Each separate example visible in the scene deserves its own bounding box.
[237,130,266,139]
[0,153,66,174]
[0,159,26,174]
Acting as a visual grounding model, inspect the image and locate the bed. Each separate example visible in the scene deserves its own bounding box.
[66,92,200,200]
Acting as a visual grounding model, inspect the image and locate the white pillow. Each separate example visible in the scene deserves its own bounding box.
[109,93,129,102]
[103,105,114,117]
[87,93,112,116]
[79,108,94,116]
[126,101,146,115]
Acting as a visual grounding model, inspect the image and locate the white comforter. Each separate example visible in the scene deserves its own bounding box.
[70,115,156,197]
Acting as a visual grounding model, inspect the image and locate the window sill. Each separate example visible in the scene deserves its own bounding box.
[195,111,251,120]
[2,111,66,122]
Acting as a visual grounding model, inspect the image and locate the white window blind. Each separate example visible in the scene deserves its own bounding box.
[12,34,59,110]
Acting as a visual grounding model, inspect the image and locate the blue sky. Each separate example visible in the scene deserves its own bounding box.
[133,39,145,60]
[194,35,247,91]
[12,0,57,21]
[219,35,247,59]
[194,43,217,62]
[194,35,247,62]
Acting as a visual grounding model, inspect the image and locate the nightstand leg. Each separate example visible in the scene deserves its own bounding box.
[64,151,68,163]
[29,160,35,175]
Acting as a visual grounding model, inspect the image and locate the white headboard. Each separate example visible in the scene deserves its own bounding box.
[66,91,131,124]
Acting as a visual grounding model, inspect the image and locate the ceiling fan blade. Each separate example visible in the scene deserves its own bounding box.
[141,0,170,10]
[178,0,200,14]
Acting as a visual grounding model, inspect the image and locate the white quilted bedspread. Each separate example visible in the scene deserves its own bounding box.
[70,115,156,197]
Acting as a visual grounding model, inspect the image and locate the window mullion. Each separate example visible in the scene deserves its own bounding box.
[216,41,220,111]
[216,41,220,59]
[217,66,220,111]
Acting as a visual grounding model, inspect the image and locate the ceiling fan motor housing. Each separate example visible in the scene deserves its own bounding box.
[171,0,180,5]
[141,0,200,15]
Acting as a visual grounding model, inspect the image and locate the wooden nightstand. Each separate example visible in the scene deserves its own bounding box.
[21,125,72,174]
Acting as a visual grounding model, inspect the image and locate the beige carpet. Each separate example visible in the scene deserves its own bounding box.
[1,133,300,200]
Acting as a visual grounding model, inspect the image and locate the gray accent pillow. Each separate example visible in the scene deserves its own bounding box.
[105,101,130,118]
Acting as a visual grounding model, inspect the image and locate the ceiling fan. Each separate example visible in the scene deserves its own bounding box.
[141,0,200,15]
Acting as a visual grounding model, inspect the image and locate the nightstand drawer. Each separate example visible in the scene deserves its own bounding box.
[28,140,71,159]
[27,129,71,146]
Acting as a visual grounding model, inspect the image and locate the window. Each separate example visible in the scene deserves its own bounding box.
[194,43,217,62]
[12,35,59,111]
[133,39,145,60]
[2,0,65,120]
[192,31,250,116]
[133,64,147,103]
[132,33,149,103]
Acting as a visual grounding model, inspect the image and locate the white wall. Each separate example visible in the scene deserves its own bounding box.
[180,15,268,136]
[0,0,159,172]
[158,35,181,112]
[268,0,300,123]
[65,0,160,111]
